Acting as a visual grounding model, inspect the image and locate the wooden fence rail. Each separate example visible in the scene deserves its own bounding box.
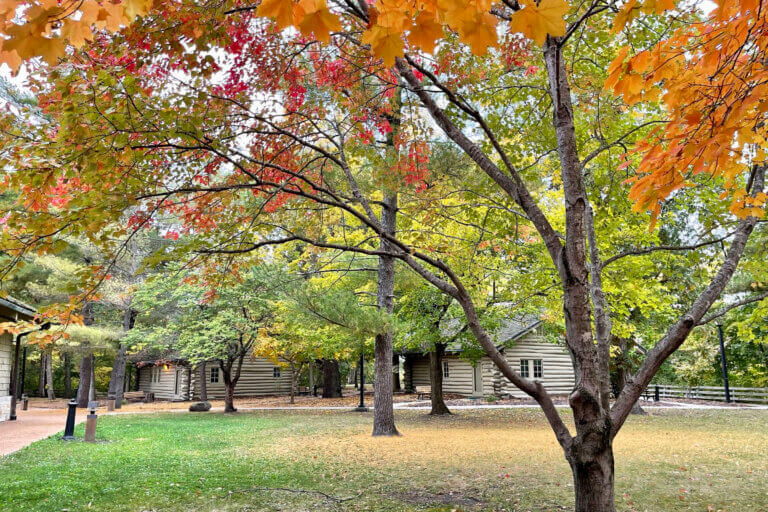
[645,384,768,404]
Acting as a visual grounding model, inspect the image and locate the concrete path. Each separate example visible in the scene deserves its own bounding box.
[0,408,84,457]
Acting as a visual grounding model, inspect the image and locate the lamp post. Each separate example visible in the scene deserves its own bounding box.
[354,351,368,412]
[62,398,77,441]
[716,324,731,403]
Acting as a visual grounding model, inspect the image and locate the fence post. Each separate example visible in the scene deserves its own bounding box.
[654,385,659,402]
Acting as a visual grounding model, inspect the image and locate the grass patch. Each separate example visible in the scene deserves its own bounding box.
[1,409,767,511]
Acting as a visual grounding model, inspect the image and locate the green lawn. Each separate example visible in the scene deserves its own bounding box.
[1,408,767,511]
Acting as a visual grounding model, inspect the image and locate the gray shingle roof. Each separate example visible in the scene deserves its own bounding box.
[401,313,541,354]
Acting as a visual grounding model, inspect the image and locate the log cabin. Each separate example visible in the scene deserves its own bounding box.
[402,317,576,398]
[133,356,294,401]
[0,296,37,422]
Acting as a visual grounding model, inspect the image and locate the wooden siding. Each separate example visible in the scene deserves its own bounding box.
[190,358,293,399]
[408,334,575,398]
[0,333,12,397]
[137,364,191,400]
[410,356,479,395]
[500,336,575,397]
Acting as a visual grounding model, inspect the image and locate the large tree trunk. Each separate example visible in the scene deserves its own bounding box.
[77,302,95,407]
[108,308,135,409]
[569,442,616,512]
[429,343,451,415]
[372,192,399,436]
[63,352,72,398]
[221,354,244,413]
[321,359,341,398]
[223,378,236,412]
[45,347,55,400]
[108,343,128,407]
[37,351,46,397]
[544,40,618,512]
[197,361,208,402]
[76,354,93,408]
[89,360,96,403]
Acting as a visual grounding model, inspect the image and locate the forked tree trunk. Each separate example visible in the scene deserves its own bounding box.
[429,343,451,415]
[110,308,136,409]
[108,343,128,407]
[321,359,341,398]
[221,354,244,413]
[569,442,616,512]
[45,347,55,400]
[76,354,93,408]
[197,361,208,402]
[223,379,236,412]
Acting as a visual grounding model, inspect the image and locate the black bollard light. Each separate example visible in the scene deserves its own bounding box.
[62,398,77,441]
[354,352,368,412]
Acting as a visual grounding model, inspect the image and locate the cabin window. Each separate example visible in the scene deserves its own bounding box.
[443,361,450,378]
[273,367,281,378]
[210,367,219,383]
[520,359,530,378]
[152,367,160,383]
[533,359,543,379]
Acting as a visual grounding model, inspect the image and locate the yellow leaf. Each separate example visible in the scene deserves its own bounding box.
[0,48,21,71]
[611,0,638,32]
[121,0,153,19]
[409,11,444,53]
[97,2,129,32]
[457,11,497,55]
[362,24,404,66]
[294,0,341,43]
[60,19,93,48]
[510,0,569,46]
[0,0,18,18]
[257,0,296,30]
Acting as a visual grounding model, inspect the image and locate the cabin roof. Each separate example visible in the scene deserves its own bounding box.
[399,314,542,355]
[0,295,36,321]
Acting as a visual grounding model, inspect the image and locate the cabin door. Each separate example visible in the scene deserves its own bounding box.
[174,369,183,400]
[472,364,483,396]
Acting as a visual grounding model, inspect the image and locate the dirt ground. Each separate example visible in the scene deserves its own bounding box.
[24,390,764,413]
[24,390,430,412]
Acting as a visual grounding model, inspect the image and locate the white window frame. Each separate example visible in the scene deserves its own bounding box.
[520,359,530,378]
[273,367,281,378]
[533,359,543,379]
[210,367,219,383]
[442,361,450,378]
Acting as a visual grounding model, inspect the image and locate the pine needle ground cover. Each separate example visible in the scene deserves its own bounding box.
[1,409,766,512]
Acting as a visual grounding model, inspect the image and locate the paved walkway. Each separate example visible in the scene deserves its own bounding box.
[0,408,84,457]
